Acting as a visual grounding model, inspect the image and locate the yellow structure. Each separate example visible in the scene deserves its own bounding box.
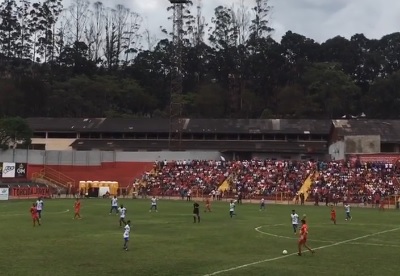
[294,172,317,202]
[79,180,119,195]
[218,175,232,192]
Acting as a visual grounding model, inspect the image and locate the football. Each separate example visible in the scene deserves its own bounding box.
[282,250,288,255]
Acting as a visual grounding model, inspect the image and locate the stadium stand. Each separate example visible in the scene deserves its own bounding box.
[140,159,400,204]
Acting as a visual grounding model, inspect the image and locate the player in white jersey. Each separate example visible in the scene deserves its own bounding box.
[36,197,44,220]
[291,210,299,234]
[229,200,236,218]
[259,198,265,211]
[110,196,119,215]
[118,204,127,227]
[149,196,158,212]
[123,220,131,251]
[344,203,352,221]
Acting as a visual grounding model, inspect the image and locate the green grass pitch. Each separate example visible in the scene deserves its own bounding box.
[0,198,399,276]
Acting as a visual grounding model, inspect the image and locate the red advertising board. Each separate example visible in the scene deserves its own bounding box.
[347,154,400,163]
[11,187,50,198]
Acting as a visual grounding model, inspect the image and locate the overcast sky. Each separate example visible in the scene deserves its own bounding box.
[64,0,400,43]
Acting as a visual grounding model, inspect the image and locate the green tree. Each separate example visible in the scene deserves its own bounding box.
[0,0,21,62]
[0,117,32,149]
[248,0,273,50]
[362,71,400,118]
[302,63,361,118]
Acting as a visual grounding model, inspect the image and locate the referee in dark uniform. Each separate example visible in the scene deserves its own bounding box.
[193,202,200,223]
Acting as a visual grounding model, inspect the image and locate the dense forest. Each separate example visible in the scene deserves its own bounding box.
[0,0,400,119]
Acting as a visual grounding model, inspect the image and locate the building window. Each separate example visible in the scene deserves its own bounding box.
[33,132,46,138]
[47,132,77,138]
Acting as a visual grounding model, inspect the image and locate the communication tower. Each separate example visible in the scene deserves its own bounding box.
[168,0,188,150]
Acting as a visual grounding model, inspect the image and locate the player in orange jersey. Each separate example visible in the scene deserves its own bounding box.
[379,198,385,211]
[297,219,315,256]
[30,203,41,227]
[73,198,82,219]
[204,198,212,212]
[330,206,336,225]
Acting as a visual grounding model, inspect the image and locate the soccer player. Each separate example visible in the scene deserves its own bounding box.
[123,220,131,251]
[229,200,236,218]
[291,210,299,234]
[149,196,158,212]
[260,198,266,211]
[379,198,385,211]
[193,202,200,223]
[297,219,315,256]
[204,197,211,212]
[36,197,44,220]
[30,203,41,227]
[119,204,127,227]
[330,206,336,225]
[344,203,352,221]
[110,196,119,215]
[73,198,81,219]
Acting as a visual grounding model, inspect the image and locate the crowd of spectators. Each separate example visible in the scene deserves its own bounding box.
[141,160,229,198]
[136,159,400,204]
[310,160,400,205]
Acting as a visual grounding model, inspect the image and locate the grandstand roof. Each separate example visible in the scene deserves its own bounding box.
[332,119,400,142]
[26,117,105,132]
[96,118,170,133]
[185,119,330,134]
[27,118,331,134]
[70,139,327,153]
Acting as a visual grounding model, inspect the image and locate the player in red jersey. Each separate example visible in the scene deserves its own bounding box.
[204,198,212,212]
[73,198,82,219]
[379,198,385,211]
[298,219,315,256]
[30,203,41,227]
[330,206,336,225]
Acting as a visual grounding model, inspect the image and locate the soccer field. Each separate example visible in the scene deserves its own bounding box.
[0,198,399,276]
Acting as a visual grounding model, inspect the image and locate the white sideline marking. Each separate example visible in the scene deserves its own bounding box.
[202,227,400,276]
[255,226,400,247]
[0,209,70,217]
[349,242,400,248]
[255,225,332,243]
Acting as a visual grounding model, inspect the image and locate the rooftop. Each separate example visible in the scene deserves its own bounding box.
[332,119,400,142]
[27,118,331,134]
[70,139,327,153]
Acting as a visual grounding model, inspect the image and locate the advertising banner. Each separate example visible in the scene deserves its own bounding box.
[15,163,27,178]
[0,162,27,178]
[0,188,9,200]
[347,154,400,164]
[2,162,16,178]
[11,187,50,198]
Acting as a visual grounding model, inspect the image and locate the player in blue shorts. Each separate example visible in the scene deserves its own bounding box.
[110,196,119,215]
[259,198,265,211]
[123,220,131,251]
[291,210,299,234]
[344,203,352,221]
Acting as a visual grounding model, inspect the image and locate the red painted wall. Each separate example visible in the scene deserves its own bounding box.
[27,162,153,187]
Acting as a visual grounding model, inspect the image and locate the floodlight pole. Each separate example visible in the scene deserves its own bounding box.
[168,0,187,151]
